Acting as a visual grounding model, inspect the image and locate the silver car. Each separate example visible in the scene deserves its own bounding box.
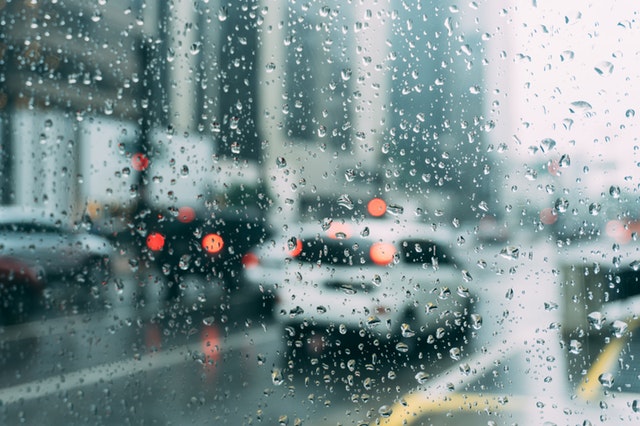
[243,219,474,360]
[0,207,113,312]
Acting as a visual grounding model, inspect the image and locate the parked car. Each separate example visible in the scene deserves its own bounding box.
[243,218,474,361]
[0,207,113,311]
[0,256,44,325]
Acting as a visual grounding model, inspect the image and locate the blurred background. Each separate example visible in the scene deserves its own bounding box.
[1,1,639,424]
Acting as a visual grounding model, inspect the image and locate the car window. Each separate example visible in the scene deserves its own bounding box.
[295,238,374,266]
[2,1,640,425]
[399,239,452,266]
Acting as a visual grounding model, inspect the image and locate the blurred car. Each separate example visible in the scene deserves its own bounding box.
[0,207,113,310]
[243,217,474,360]
[0,256,44,325]
[141,205,268,303]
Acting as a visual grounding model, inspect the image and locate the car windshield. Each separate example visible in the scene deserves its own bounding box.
[2,1,639,425]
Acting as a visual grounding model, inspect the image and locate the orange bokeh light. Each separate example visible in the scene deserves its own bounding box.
[326,222,352,239]
[202,233,224,254]
[370,242,396,266]
[131,152,149,171]
[367,198,387,217]
[146,232,165,251]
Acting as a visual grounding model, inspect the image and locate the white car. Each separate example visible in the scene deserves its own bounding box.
[243,219,474,359]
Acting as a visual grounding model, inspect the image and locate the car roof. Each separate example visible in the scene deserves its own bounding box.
[0,206,69,229]
[285,219,457,243]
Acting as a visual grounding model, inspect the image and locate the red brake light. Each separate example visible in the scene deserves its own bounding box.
[131,152,149,171]
[367,198,387,217]
[242,252,260,268]
[202,233,224,254]
[288,238,302,256]
[146,232,165,251]
[177,206,196,223]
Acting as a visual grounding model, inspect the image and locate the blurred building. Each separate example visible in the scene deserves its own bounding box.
[0,0,268,229]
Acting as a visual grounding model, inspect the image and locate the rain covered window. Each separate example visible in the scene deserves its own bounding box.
[1,1,640,425]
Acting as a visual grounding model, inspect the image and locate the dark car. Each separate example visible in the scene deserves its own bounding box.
[141,205,269,302]
[0,256,44,325]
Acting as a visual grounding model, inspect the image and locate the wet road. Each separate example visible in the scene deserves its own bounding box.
[0,237,579,425]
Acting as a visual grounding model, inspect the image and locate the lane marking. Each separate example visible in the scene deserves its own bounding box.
[0,307,140,343]
[378,340,528,426]
[0,327,275,405]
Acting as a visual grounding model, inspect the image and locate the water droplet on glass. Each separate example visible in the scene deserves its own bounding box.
[321,218,333,231]
[449,347,461,360]
[341,68,352,81]
[630,260,640,271]
[588,203,601,216]
[317,125,327,138]
[339,324,347,334]
[337,194,354,210]
[457,286,470,298]
[540,138,556,152]
[387,204,404,215]
[470,313,483,330]
[598,372,614,388]
[180,165,189,177]
[626,109,635,118]
[569,339,582,354]
[361,227,370,237]
[371,274,381,286]
[554,198,569,213]
[461,270,473,282]
[381,143,391,154]
[505,288,514,300]
[559,154,571,168]
[609,185,621,198]
[366,316,381,327]
[401,323,415,338]
[316,306,327,314]
[569,101,592,113]
[190,42,202,55]
[594,61,614,76]
[500,246,520,260]
[395,342,409,353]
[230,142,241,154]
[633,400,640,413]
[378,405,393,418]
[271,368,284,385]
[415,371,429,384]
[587,311,605,330]
[265,62,276,72]
[612,319,628,338]
[344,169,356,182]
[276,157,287,168]
[560,50,575,61]
[444,16,453,36]
[218,6,228,21]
